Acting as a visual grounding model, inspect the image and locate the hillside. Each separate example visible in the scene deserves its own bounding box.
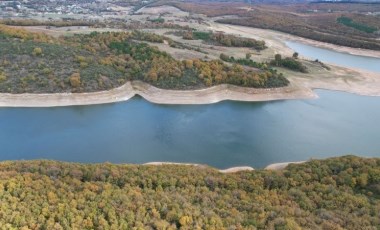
[154,1,380,50]
[0,156,379,229]
[0,25,288,94]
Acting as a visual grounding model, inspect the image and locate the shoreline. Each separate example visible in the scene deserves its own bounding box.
[140,160,308,172]
[264,161,306,170]
[0,80,317,107]
[144,162,255,173]
[1,69,380,107]
[211,22,380,59]
[144,161,305,172]
[1,74,380,107]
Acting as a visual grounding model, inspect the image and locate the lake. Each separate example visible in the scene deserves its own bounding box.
[1,89,379,169]
[286,41,380,73]
[1,41,380,169]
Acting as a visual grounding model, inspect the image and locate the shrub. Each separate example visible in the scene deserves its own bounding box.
[69,73,81,87]
[32,47,43,56]
[0,72,6,82]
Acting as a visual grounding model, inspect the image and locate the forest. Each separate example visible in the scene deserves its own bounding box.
[0,25,288,93]
[0,156,378,229]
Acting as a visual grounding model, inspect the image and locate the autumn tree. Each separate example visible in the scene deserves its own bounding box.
[32,47,43,56]
[183,59,193,69]
[0,72,6,82]
[69,73,81,87]
[146,70,158,82]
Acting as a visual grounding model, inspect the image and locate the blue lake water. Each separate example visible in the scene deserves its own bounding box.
[1,89,379,169]
[286,41,380,73]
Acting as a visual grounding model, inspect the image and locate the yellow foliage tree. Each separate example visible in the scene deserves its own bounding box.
[0,72,7,82]
[69,73,81,87]
[179,215,193,227]
[147,70,158,82]
[32,47,43,56]
[183,60,193,69]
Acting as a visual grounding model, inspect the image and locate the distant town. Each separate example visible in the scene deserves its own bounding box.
[0,0,153,20]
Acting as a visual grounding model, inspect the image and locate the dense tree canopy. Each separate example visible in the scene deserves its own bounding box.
[0,156,379,229]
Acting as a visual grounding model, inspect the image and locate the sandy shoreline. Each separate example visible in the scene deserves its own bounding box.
[144,162,254,173]
[0,80,316,107]
[144,162,255,173]
[144,161,304,172]
[265,161,306,170]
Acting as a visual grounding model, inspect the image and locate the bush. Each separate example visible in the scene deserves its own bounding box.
[69,73,81,87]
[32,47,43,56]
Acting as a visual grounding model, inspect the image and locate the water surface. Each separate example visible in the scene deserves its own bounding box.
[1,90,379,168]
[286,41,380,73]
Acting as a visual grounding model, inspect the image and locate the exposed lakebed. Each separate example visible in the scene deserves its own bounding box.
[286,41,380,73]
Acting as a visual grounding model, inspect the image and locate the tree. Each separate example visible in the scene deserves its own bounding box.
[32,47,43,56]
[219,53,229,61]
[147,70,158,82]
[0,72,6,82]
[275,54,282,62]
[179,216,193,227]
[182,31,194,40]
[69,73,81,87]
[183,60,193,69]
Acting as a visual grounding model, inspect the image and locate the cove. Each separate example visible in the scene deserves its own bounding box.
[285,41,380,73]
[0,89,379,169]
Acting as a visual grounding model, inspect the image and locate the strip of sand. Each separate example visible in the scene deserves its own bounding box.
[144,162,254,173]
[144,161,308,171]
[0,80,316,107]
[265,161,306,170]
[219,166,254,173]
